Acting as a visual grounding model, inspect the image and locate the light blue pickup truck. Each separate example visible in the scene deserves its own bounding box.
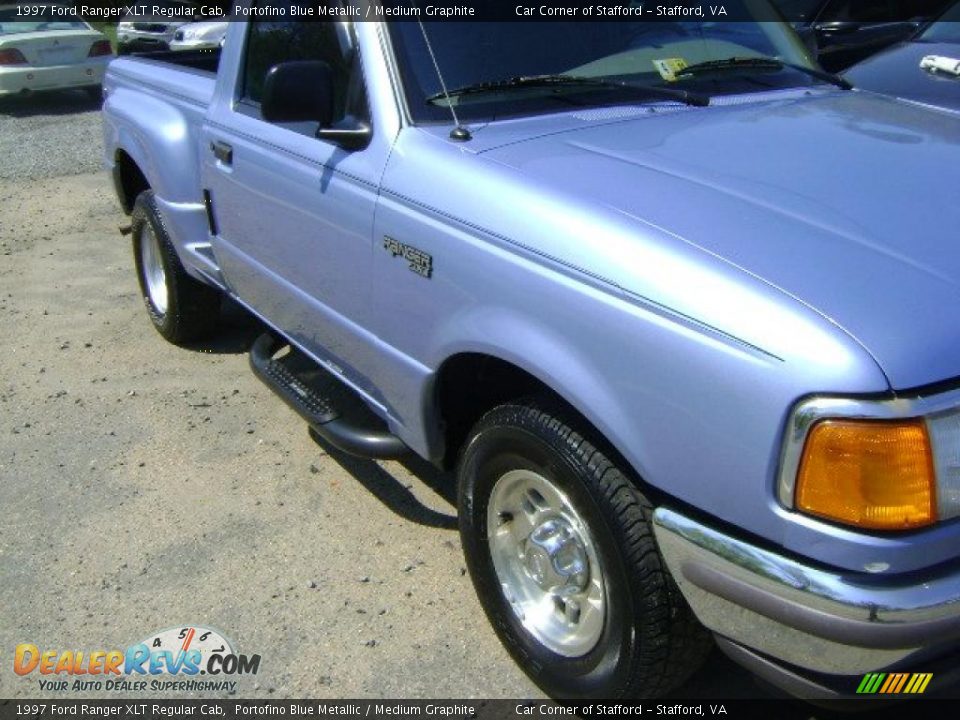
[102,3,960,700]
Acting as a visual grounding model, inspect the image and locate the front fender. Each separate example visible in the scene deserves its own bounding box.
[430,306,653,481]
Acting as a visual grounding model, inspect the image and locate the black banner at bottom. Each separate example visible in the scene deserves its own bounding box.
[0,699,956,720]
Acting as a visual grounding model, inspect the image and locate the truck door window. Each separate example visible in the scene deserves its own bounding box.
[238,2,364,134]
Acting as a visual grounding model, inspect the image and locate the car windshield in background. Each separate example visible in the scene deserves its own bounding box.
[389,9,818,123]
[920,3,960,43]
[0,8,87,34]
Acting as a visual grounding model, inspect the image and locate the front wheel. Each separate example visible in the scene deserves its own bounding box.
[457,401,711,699]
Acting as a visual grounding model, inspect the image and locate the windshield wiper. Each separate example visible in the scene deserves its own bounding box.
[677,57,852,90]
[425,74,710,107]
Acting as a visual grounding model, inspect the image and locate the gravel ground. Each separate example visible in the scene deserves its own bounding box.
[0,89,792,705]
[0,91,104,181]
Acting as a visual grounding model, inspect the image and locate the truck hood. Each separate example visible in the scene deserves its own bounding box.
[479,90,960,390]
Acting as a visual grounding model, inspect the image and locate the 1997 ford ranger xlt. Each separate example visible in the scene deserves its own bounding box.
[102,3,960,700]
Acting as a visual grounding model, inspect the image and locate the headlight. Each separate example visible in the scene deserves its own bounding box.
[925,408,960,513]
[118,22,133,30]
[780,392,960,530]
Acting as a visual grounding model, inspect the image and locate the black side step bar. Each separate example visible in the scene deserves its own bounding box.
[249,333,408,460]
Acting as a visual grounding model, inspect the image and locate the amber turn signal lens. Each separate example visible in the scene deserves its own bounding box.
[795,419,936,530]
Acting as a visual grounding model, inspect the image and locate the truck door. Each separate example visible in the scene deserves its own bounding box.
[201,8,385,381]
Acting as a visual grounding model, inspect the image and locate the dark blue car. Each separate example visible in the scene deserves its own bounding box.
[844,1,960,112]
[778,0,952,70]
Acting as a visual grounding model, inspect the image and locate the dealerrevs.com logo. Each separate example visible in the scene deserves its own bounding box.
[14,625,261,693]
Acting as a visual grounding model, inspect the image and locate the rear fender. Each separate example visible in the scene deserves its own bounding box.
[103,84,202,205]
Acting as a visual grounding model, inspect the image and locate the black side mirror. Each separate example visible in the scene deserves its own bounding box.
[262,60,334,126]
[260,59,371,150]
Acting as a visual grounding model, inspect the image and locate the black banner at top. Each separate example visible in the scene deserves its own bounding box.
[2,0,809,23]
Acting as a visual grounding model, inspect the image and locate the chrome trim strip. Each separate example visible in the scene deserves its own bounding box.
[375,18,413,129]
[777,387,960,509]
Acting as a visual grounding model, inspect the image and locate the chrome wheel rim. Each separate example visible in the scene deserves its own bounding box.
[487,469,605,657]
[140,223,168,316]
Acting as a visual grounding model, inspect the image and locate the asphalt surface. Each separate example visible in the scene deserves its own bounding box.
[0,88,811,707]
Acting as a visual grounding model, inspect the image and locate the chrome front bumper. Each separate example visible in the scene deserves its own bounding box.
[653,508,960,676]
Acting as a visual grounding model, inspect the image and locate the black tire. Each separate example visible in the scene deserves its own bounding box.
[84,86,102,103]
[457,400,712,699]
[131,190,220,344]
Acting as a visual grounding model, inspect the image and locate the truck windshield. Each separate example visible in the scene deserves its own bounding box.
[389,7,819,123]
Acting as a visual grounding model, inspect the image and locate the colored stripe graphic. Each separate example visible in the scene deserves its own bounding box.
[879,673,896,693]
[892,673,910,693]
[858,672,932,694]
[856,673,885,694]
[911,673,933,694]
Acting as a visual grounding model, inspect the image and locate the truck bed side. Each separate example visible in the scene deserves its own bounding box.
[101,52,223,288]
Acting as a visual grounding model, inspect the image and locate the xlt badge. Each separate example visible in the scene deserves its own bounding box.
[383,236,432,278]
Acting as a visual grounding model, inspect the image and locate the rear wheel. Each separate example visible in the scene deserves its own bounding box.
[131,190,220,344]
[457,400,711,699]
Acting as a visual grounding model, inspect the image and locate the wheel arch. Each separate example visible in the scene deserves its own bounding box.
[114,149,150,215]
[432,350,663,503]
[434,352,551,468]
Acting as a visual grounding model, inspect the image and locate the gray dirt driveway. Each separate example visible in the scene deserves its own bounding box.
[0,90,771,702]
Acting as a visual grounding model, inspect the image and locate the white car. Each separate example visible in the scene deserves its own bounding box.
[0,8,112,98]
[116,20,189,54]
[115,0,206,54]
[170,21,228,52]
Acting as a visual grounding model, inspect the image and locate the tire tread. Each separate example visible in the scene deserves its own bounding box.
[464,398,712,697]
[131,190,219,344]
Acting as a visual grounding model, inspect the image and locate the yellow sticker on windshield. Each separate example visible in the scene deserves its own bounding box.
[653,58,688,82]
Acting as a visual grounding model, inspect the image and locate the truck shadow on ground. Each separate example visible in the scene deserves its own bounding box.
[307,429,458,531]
[0,89,102,117]
[180,298,268,355]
